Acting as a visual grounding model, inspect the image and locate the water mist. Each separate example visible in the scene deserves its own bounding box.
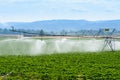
[0,38,120,55]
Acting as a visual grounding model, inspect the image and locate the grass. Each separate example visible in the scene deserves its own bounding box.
[0,51,120,79]
[0,36,16,40]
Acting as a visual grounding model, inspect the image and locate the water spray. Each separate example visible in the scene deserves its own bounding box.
[0,27,119,56]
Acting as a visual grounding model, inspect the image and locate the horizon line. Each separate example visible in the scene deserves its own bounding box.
[1,19,120,23]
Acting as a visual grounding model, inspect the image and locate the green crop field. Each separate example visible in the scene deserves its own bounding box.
[0,37,120,79]
[0,51,120,80]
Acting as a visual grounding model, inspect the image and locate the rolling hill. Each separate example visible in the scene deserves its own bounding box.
[0,20,120,31]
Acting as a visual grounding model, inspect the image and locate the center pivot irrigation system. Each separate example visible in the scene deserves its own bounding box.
[9,26,118,52]
[10,26,45,40]
[95,28,116,51]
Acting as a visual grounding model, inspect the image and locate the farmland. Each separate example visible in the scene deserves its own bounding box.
[0,51,120,79]
[0,36,120,79]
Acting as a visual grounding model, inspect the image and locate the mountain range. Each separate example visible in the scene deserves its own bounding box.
[0,20,120,32]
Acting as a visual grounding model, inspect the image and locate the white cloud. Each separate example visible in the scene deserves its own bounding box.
[0,0,120,22]
[0,0,36,5]
[0,0,20,5]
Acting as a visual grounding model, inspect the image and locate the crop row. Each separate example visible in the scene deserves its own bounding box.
[0,51,120,79]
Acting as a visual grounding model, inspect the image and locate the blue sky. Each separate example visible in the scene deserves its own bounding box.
[0,0,120,22]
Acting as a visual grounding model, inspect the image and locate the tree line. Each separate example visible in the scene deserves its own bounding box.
[0,28,120,37]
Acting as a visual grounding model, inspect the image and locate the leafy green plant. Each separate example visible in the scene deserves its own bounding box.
[0,51,120,79]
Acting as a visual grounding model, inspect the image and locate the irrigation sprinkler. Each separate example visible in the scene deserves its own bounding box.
[103,28,116,51]
[8,26,119,52]
[10,26,44,40]
[96,28,116,51]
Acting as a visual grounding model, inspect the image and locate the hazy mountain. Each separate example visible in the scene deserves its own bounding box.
[0,20,120,31]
